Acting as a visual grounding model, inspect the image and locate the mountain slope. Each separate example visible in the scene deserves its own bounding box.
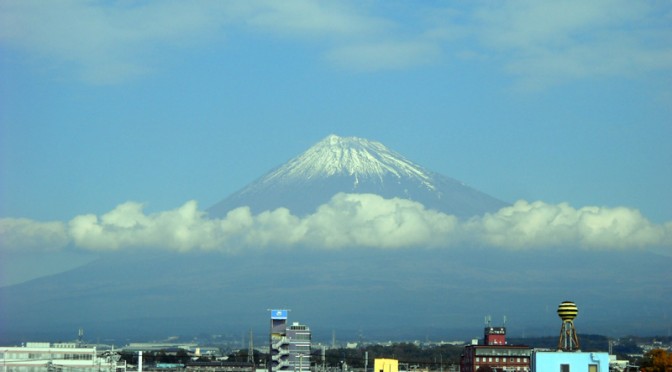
[209,135,507,218]
[1,248,670,343]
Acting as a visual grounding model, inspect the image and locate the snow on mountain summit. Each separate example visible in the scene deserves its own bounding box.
[208,134,508,218]
[263,134,435,189]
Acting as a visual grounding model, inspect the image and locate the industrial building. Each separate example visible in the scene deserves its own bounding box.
[0,342,125,371]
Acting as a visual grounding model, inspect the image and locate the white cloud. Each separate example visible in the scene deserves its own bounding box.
[68,201,229,252]
[301,193,458,248]
[466,200,671,249]
[1,194,670,253]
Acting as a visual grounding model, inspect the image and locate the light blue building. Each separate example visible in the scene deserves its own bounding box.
[532,351,610,372]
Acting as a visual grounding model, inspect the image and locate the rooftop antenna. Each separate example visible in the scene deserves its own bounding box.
[484,315,492,327]
[503,315,507,327]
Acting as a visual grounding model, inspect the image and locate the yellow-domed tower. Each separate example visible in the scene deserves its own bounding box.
[557,301,580,351]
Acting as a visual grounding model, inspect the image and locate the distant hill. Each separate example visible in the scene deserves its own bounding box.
[1,247,670,344]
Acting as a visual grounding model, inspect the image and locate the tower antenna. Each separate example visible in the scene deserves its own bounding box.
[77,328,84,346]
[248,329,254,364]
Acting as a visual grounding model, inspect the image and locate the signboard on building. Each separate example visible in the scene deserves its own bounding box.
[271,309,288,319]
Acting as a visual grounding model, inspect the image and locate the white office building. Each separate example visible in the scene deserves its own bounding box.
[287,323,311,372]
[0,342,125,371]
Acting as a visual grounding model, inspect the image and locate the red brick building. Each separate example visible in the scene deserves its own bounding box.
[460,327,531,372]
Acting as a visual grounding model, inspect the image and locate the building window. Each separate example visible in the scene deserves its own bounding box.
[589,365,597,372]
[560,364,570,372]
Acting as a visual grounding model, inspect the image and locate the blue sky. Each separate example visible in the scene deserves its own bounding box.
[1,1,671,284]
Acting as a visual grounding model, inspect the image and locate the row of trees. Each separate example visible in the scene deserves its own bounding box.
[119,349,193,365]
[640,349,672,372]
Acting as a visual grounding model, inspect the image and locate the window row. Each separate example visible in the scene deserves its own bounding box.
[475,356,527,363]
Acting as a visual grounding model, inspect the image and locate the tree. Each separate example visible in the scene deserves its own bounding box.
[640,349,672,372]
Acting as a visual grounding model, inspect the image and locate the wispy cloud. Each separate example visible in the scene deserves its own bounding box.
[461,0,672,88]
[240,1,389,37]
[0,0,230,83]
[0,218,69,251]
[0,0,389,82]
[1,1,669,86]
[2,194,670,252]
[326,40,441,71]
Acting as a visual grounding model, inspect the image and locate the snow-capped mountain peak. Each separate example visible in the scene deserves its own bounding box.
[208,134,507,218]
[262,134,434,188]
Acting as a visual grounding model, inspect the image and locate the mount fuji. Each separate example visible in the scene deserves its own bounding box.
[1,135,670,344]
[209,134,507,218]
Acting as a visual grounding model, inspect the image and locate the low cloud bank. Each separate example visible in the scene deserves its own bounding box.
[0,218,69,251]
[1,194,670,252]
